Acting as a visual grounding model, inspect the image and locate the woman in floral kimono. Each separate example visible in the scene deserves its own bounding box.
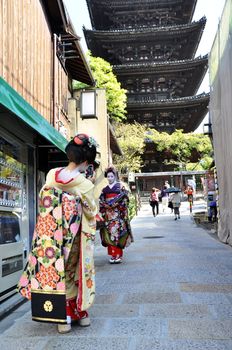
[99,166,133,264]
[17,134,97,334]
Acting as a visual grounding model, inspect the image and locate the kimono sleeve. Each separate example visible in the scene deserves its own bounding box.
[81,187,97,234]
[121,185,130,204]
[39,168,56,193]
[99,189,108,210]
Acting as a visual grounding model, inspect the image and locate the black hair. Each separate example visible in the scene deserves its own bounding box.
[104,166,118,178]
[65,134,97,165]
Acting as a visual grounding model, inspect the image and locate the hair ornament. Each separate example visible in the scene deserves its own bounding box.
[73,134,98,148]
[88,136,98,148]
[73,135,84,145]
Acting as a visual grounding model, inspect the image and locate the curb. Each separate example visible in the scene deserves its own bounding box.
[0,293,26,320]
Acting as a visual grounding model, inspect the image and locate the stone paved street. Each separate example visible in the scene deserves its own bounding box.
[1,202,232,350]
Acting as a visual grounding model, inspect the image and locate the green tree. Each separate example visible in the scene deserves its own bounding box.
[147,129,213,170]
[113,122,147,173]
[73,53,127,122]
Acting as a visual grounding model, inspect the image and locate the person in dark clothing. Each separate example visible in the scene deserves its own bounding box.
[208,201,217,222]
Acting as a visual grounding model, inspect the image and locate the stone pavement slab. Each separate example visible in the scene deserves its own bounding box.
[1,201,232,350]
[141,304,209,318]
[44,337,131,350]
[135,338,232,350]
[180,283,232,293]
[123,292,181,304]
[0,337,48,350]
[169,319,232,340]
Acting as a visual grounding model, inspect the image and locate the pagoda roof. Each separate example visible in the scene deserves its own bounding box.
[84,18,206,63]
[86,0,197,30]
[127,93,210,132]
[128,92,209,108]
[84,17,206,38]
[113,55,208,73]
[113,55,208,96]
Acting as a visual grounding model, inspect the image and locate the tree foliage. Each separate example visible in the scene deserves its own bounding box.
[147,129,213,170]
[73,52,127,122]
[113,122,147,173]
[113,125,213,173]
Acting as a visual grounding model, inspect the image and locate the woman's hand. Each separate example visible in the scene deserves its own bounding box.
[87,171,96,184]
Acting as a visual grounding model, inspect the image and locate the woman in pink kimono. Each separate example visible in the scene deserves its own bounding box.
[17,134,97,334]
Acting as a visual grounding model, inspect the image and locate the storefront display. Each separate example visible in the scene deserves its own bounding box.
[0,151,25,208]
[0,133,29,301]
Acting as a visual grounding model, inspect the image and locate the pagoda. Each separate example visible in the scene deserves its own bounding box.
[84,0,209,171]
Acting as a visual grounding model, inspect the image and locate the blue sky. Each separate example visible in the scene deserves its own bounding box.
[64,0,226,131]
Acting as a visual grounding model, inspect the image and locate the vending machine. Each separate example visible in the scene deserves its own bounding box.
[0,133,30,301]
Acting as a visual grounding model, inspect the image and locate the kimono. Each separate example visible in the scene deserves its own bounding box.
[17,168,97,324]
[99,182,133,258]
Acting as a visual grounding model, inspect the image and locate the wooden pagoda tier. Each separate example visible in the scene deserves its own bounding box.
[113,55,208,100]
[126,93,210,133]
[142,138,206,172]
[84,18,206,65]
[86,0,197,30]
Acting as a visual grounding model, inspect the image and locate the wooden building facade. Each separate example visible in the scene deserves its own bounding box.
[0,0,94,139]
[0,0,94,301]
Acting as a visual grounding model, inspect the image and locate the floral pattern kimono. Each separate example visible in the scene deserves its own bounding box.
[99,182,133,258]
[17,168,97,324]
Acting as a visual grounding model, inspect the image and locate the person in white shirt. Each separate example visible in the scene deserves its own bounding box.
[170,192,181,220]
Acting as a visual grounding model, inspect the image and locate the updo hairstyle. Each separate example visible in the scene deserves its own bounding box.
[65,134,97,165]
[104,166,118,179]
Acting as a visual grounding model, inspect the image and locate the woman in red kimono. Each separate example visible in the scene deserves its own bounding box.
[99,166,133,264]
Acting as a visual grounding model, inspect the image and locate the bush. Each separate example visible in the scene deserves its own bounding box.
[128,194,137,221]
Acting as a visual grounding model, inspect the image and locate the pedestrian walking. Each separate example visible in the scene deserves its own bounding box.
[185,185,194,203]
[17,134,98,334]
[149,187,159,216]
[208,200,217,222]
[184,185,194,213]
[170,191,181,220]
[99,166,133,264]
[164,180,170,188]
[161,185,169,213]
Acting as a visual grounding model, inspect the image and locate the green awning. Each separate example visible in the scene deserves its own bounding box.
[0,77,68,152]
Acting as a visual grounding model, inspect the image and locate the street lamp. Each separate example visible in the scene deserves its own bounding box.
[203,123,212,137]
[80,90,97,119]
[179,163,183,190]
